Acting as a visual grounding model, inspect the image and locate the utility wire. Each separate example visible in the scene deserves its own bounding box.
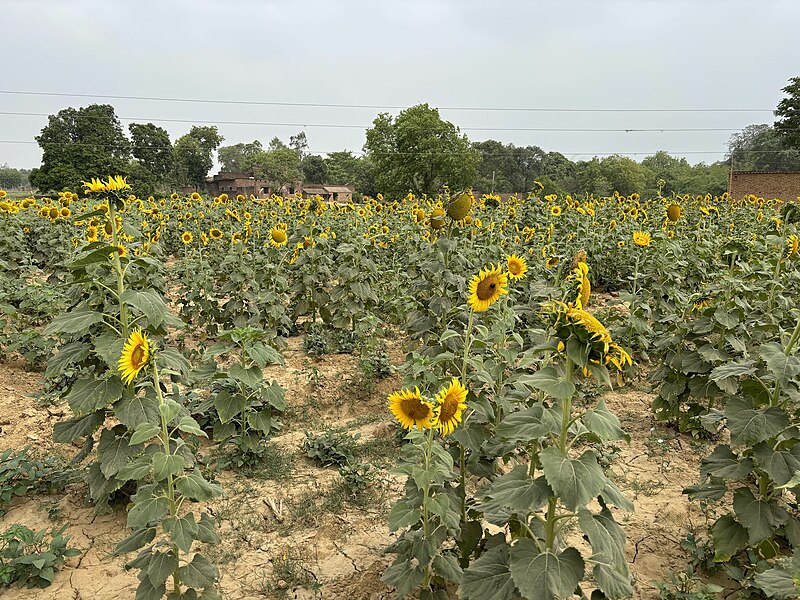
[0,89,775,113]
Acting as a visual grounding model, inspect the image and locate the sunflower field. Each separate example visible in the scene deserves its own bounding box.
[1,180,800,599]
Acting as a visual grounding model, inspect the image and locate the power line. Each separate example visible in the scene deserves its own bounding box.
[0,89,776,113]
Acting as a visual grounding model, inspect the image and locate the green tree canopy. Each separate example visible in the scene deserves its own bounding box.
[774,76,800,152]
[301,154,327,184]
[364,103,479,197]
[250,147,301,192]
[728,124,800,171]
[128,123,175,195]
[217,141,263,172]
[174,126,223,189]
[0,165,28,189]
[29,104,131,193]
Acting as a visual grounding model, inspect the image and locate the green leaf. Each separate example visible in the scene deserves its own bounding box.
[147,550,177,587]
[244,341,283,367]
[753,443,800,486]
[45,342,91,378]
[178,554,217,588]
[733,487,787,544]
[175,471,223,501]
[481,466,551,512]
[66,377,124,416]
[153,452,185,481]
[159,398,181,423]
[117,455,153,481]
[177,416,207,438]
[760,342,800,386]
[70,243,115,268]
[725,397,789,447]
[700,445,753,481]
[247,409,273,434]
[163,514,198,554]
[130,423,161,445]
[382,557,424,598]
[53,410,104,443]
[157,347,191,378]
[432,554,463,584]
[230,363,262,388]
[114,393,160,429]
[135,577,166,600]
[579,508,632,598]
[114,527,156,555]
[93,333,126,371]
[387,500,421,531]
[599,479,635,512]
[540,448,606,512]
[582,399,630,442]
[711,514,748,561]
[196,513,219,544]
[709,360,756,393]
[509,541,584,600]
[98,428,136,478]
[754,557,800,599]
[44,306,104,335]
[497,404,559,442]
[121,289,168,327]
[519,367,575,401]
[128,495,169,529]
[460,544,517,600]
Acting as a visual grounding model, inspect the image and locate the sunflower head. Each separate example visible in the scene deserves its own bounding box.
[632,231,651,247]
[119,329,151,385]
[551,205,562,217]
[388,387,435,430]
[270,226,288,248]
[430,208,446,230]
[181,231,193,244]
[434,378,468,436]
[787,234,799,259]
[568,261,591,309]
[468,264,509,312]
[506,254,528,281]
[210,228,223,240]
[447,193,473,221]
[666,203,682,222]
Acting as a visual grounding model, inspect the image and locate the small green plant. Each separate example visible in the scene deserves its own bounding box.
[258,547,320,598]
[303,429,360,467]
[650,566,723,600]
[0,448,82,516]
[339,462,374,496]
[0,524,80,589]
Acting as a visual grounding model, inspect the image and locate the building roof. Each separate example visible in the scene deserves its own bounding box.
[731,171,800,175]
[324,185,353,193]
[303,186,328,194]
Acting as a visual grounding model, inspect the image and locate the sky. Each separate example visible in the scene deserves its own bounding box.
[1,0,798,170]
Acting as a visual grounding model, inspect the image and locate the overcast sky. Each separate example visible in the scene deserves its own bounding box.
[2,0,798,169]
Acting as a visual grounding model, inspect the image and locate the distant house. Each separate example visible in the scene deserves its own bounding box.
[206,172,300,198]
[728,171,800,200]
[301,185,354,203]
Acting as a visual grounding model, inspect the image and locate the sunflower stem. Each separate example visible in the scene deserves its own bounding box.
[107,198,130,340]
[457,310,475,525]
[152,356,182,593]
[420,425,434,588]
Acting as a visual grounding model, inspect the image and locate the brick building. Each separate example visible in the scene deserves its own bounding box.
[728,171,800,200]
[301,185,354,203]
[205,172,300,198]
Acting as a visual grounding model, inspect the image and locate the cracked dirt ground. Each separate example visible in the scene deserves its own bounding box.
[1,340,710,599]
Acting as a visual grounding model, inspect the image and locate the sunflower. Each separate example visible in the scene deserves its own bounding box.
[666,203,681,222]
[270,226,288,248]
[506,254,528,280]
[569,262,591,309]
[434,378,468,435]
[48,207,59,219]
[447,193,473,221]
[0,190,6,199]
[430,208,446,230]
[551,205,562,217]
[545,256,559,269]
[105,175,131,192]
[787,234,799,259]
[468,264,509,312]
[60,207,71,218]
[565,305,612,347]
[388,387,435,430]
[232,232,242,244]
[209,228,223,240]
[119,329,151,385]
[82,178,107,193]
[632,231,651,247]
[181,231,193,244]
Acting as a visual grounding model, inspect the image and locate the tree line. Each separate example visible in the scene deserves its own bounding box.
[17,76,800,198]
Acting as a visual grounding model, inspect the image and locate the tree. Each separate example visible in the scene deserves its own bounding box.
[774,76,800,151]
[174,126,223,189]
[728,124,800,171]
[289,131,309,160]
[250,147,301,192]
[128,123,174,192]
[268,137,287,152]
[217,141,263,172]
[325,151,362,185]
[0,165,27,189]
[301,154,327,184]
[363,103,479,197]
[29,104,131,193]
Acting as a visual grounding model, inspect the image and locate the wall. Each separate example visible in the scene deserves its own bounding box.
[728,171,800,200]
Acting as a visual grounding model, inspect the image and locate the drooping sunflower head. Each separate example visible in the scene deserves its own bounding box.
[786,234,799,259]
[568,261,591,309]
[434,378,468,436]
[430,208,446,230]
[632,231,651,247]
[181,231,193,244]
[506,254,528,281]
[119,328,151,385]
[565,305,612,347]
[545,256,559,269]
[447,193,473,221]
[388,387,435,430]
[468,264,509,312]
[666,203,682,223]
[270,226,288,248]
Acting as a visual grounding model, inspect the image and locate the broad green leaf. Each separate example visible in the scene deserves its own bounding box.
[163,514,198,554]
[117,455,153,481]
[146,550,177,587]
[683,482,727,501]
[177,415,207,437]
[753,443,800,486]
[69,243,115,268]
[98,428,137,478]
[53,410,104,443]
[733,487,787,544]
[382,557,424,598]
[460,544,517,600]
[540,448,606,512]
[700,445,753,481]
[178,554,217,588]
[196,513,219,544]
[114,392,160,429]
[214,390,247,423]
[44,307,104,335]
[578,508,627,570]
[134,577,166,600]
[432,554,463,584]
[230,363,262,388]
[725,397,789,447]
[159,398,181,423]
[175,471,223,501]
[121,289,168,326]
[509,541,584,600]
[157,347,191,378]
[127,495,169,529]
[754,557,800,599]
[244,341,283,367]
[153,452,185,481]
[582,399,630,442]
[247,409,273,434]
[481,466,551,512]
[114,527,156,555]
[709,360,756,393]
[711,514,748,561]
[497,404,559,442]
[759,342,800,386]
[93,333,126,371]
[66,377,124,416]
[518,367,575,401]
[591,552,634,600]
[388,500,421,531]
[45,342,90,378]
[130,423,161,445]
[599,479,635,512]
